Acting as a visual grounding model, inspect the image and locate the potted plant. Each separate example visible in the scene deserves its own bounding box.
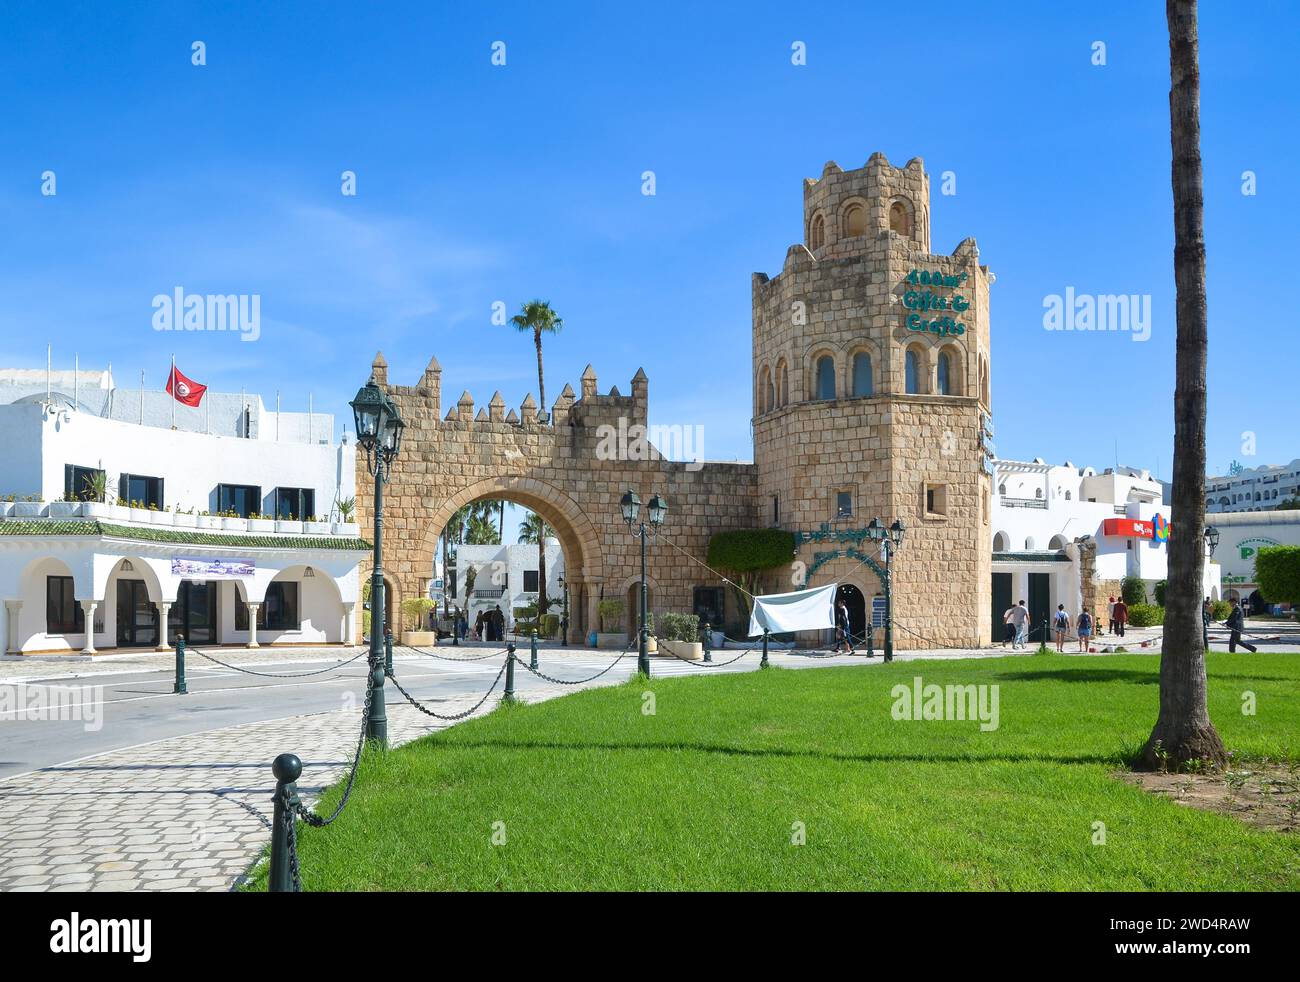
[596,598,628,650]
[657,612,703,660]
[146,502,174,525]
[14,495,46,518]
[49,492,84,518]
[275,514,304,534]
[80,471,115,519]
[304,514,332,535]
[173,506,197,528]
[400,597,437,646]
[220,509,246,532]
[195,509,221,531]
[125,499,151,524]
[333,496,358,535]
[248,511,276,534]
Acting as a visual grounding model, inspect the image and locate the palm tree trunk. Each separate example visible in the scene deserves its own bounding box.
[535,329,546,421]
[1140,0,1226,770]
[538,539,548,636]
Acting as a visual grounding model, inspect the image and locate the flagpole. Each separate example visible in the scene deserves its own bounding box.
[74,353,79,412]
[140,370,145,424]
[171,354,176,430]
[241,387,246,438]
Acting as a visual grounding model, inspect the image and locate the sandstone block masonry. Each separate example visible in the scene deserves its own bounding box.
[359,152,994,648]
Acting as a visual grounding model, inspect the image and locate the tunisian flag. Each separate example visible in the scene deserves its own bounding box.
[166,364,207,407]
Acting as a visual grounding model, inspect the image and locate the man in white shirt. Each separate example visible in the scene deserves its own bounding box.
[1008,600,1030,650]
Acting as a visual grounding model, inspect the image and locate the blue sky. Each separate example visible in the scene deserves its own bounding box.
[3,1,1297,491]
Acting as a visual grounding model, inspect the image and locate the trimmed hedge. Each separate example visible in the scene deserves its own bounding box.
[1121,576,1148,606]
[706,528,796,572]
[1127,603,1164,628]
[657,612,699,643]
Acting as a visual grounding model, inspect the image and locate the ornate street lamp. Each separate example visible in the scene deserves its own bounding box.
[350,376,405,748]
[860,516,906,662]
[558,574,570,646]
[621,488,667,676]
[1204,525,1220,557]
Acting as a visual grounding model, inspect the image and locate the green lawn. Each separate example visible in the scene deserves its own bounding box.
[248,652,1300,891]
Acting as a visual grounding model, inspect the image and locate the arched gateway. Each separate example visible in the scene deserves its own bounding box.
[357,151,993,649]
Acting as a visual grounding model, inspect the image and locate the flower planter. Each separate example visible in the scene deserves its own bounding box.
[48,501,83,518]
[596,632,628,650]
[127,507,152,525]
[0,501,13,518]
[275,520,303,535]
[106,504,132,522]
[402,630,437,647]
[221,517,246,532]
[195,515,222,531]
[305,521,333,536]
[332,522,360,537]
[248,519,276,534]
[13,502,46,518]
[147,510,174,526]
[658,638,703,661]
[82,502,113,520]
[172,512,197,528]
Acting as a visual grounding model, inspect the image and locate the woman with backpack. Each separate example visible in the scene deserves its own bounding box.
[1053,604,1071,653]
[1076,609,1093,652]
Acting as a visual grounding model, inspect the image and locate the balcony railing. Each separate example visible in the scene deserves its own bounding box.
[999,496,1048,509]
[0,499,360,537]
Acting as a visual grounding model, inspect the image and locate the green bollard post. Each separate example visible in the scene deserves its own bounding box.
[761,630,770,668]
[384,629,393,675]
[504,643,516,702]
[269,753,302,893]
[173,634,187,695]
[530,632,539,671]
[702,622,712,663]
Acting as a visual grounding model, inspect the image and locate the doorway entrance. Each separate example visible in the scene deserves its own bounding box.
[170,581,218,645]
[116,579,158,647]
[1027,573,1051,643]
[835,583,866,645]
[991,572,1012,641]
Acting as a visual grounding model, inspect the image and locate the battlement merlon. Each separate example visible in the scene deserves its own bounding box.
[371,355,649,432]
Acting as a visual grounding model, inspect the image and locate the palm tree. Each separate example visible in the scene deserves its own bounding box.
[518,511,554,632]
[1141,0,1226,770]
[509,300,563,421]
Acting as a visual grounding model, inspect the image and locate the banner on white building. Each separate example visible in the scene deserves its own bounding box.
[171,557,255,579]
[747,582,837,637]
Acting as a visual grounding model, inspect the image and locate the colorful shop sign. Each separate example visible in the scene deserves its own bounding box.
[902,268,970,338]
[1102,515,1170,543]
[1237,537,1280,562]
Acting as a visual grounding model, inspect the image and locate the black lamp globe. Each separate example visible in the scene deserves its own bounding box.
[1204,525,1220,557]
[350,377,389,448]
[646,494,668,527]
[620,489,641,525]
[380,401,405,457]
[889,519,907,548]
[866,517,884,541]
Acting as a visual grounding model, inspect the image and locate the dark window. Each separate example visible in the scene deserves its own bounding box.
[236,582,300,631]
[46,576,84,634]
[523,570,540,593]
[815,356,836,400]
[63,465,105,502]
[218,484,262,518]
[852,353,873,397]
[273,487,315,520]
[119,473,164,509]
[692,586,724,630]
[836,491,853,519]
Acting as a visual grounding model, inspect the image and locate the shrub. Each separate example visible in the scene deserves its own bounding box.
[1121,576,1148,606]
[707,528,796,622]
[598,598,625,632]
[658,612,700,643]
[1254,545,1300,608]
[539,613,560,638]
[1127,603,1164,628]
[400,597,436,632]
[1210,599,1232,621]
[1153,580,1167,607]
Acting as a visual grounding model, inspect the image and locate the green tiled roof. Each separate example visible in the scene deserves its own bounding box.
[0,519,371,552]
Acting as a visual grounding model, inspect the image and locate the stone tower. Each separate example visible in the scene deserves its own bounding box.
[751,153,994,647]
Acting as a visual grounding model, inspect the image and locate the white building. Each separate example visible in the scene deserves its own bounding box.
[1203,510,1300,609]
[1204,459,1300,513]
[990,459,1219,636]
[447,539,566,636]
[0,368,364,654]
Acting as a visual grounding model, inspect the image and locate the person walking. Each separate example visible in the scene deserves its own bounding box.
[1225,598,1257,653]
[1001,604,1017,648]
[474,610,485,642]
[1106,596,1117,635]
[1053,604,1071,653]
[1076,609,1093,653]
[834,599,855,654]
[1013,600,1029,650]
[1111,597,1128,638]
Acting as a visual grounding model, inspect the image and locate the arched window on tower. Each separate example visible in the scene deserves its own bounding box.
[889,200,911,237]
[815,355,835,400]
[843,203,866,237]
[905,350,921,394]
[851,352,872,397]
[810,213,825,251]
[778,361,789,406]
[936,351,952,395]
[765,374,775,414]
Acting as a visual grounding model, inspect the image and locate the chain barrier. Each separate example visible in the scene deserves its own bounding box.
[190,645,369,678]
[385,660,510,720]
[399,643,510,663]
[512,646,633,685]
[285,804,303,892]
[294,656,375,829]
[654,637,755,667]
